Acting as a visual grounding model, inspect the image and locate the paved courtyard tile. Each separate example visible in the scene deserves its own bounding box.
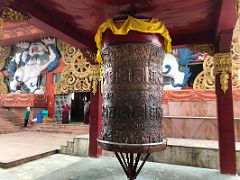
[0,154,239,180]
[0,132,76,163]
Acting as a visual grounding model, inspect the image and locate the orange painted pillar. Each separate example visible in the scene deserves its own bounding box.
[46,71,55,118]
[89,83,102,157]
[214,53,236,174]
[45,58,66,118]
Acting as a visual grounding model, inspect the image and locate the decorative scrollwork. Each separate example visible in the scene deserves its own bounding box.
[57,40,78,65]
[231,18,240,63]
[0,72,7,94]
[1,7,30,22]
[0,17,2,45]
[193,55,215,89]
[194,53,240,91]
[219,72,230,93]
[70,52,92,78]
[55,40,102,95]
[0,46,10,71]
[90,65,102,94]
[214,53,232,74]
[232,61,240,88]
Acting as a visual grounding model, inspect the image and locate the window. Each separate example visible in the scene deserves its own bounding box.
[163,76,174,85]
[37,74,46,88]
[187,62,203,87]
[54,73,61,84]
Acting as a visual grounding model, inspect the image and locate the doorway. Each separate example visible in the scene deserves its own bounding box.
[70,92,90,123]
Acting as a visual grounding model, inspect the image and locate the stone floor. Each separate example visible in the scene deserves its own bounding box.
[0,154,239,180]
[0,132,77,165]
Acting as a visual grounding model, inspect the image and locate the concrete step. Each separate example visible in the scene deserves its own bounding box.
[59,135,240,173]
[0,119,21,134]
[26,123,89,135]
[0,150,57,169]
[0,108,23,127]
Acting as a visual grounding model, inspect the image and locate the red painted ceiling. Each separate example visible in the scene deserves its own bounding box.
[0,0,237,52]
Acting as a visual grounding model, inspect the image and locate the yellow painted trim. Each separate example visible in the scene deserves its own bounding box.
[95,16,172,63]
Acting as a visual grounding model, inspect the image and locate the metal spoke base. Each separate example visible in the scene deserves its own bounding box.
[115,152,151,180]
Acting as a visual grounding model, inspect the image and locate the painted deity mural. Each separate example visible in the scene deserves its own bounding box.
[7,38,60,93]
[162,48,207,90]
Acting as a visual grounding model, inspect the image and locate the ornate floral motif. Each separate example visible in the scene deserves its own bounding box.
[194,53,240,91]
[89,65,102,94]
[193,55,215,89]
[232,60,240,88]
[1,7,30,22]
[219,72,229,93]
[0,94,47,107]
[57,40,77,65]
[0,17,2,44]
[55,40,101,95]
[163,89,216,102]
[0,46,10,70]
[0,72,8,94]
[214,53,232,93]
[162,89,240,102]
[231,18,240,63]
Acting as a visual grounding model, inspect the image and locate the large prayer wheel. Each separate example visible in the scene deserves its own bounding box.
[98,30,167,153]
[96,16,171,180]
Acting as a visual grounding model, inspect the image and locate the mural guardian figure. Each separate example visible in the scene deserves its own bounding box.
[8,38,60,94]
[162,48,200,89]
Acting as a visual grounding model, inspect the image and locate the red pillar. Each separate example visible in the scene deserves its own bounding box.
[215,54,236,174]
[89,83,102,157]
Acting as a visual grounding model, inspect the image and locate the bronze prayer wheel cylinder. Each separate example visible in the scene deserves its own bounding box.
[98,31,167,153]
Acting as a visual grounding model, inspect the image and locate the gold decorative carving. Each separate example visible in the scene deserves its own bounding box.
[1,7,30,22]
[219,72,229,93]
[232,61,240,88]
[0,46,10,70]
[188,44,214,55]
[231,18,240,63]
[193,55,214,89]
[90,65,102,94]
[57,40,77,65]
[214,53,232,74]
[0,17,2,44]
[194,54,240,90]
[230,5,240,88]
[0,72,7,94]
[55,40,102,95]
[214,53,232,93]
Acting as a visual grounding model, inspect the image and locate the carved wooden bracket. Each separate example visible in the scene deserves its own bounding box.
[55,40,102,95]
[1,7,30,22]
[214,53,232,93]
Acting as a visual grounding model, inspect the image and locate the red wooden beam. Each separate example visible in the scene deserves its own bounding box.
[0,1,96,50]
[2,22,48,46]
[215,0,237,52]
[171,31,214,46]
